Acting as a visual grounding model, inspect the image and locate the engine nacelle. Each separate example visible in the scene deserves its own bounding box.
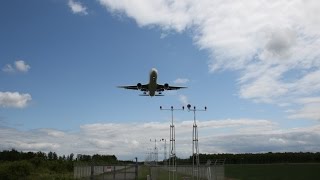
[164,83,169,90]
[137,83,142,89]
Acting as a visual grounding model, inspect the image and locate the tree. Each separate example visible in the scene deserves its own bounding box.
[69,153,74,161]
[48,151,53,160]
[53,152,58,160]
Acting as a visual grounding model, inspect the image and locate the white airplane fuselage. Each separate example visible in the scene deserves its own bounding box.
[148,68,158,96]
[118,68,186,96]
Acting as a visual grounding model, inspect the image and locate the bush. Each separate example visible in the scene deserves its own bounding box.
[0,161,33,179]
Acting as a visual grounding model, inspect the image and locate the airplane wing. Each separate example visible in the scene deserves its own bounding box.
[157,84,187,91]
[118,84,148,91]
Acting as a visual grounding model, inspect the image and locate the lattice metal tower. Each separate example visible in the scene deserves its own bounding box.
[160,106,184,180]
[187,104,207,180]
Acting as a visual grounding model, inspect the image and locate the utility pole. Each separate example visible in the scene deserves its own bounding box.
[160,106,184,180]
[187,104,207,180]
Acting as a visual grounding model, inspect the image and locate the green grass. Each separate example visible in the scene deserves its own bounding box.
[225,163,320,180]
[0,160,73,180]
[29,172,73,180]
[138,164,320,180]
[138,165,150,180]
[138,165,206,180]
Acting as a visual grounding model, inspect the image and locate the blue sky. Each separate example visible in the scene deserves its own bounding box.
[1,0,320,160]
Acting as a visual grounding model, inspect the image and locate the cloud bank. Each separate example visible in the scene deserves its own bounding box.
[1,119,319,160]
[97,0,320,121]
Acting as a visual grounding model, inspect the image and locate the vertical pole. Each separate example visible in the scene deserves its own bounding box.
[187,105,206,180]
[164,139,167,166]
[168,107,176,180]
[90,164,94,180]
[135,157,138,180]
[192,122,195,179]
[160,106,184,180]
[194,110,199,180]
[169,108,176,180]
[173,108,177,180]
[160,138,167,166]
[155,139,158,165]
[169,122,172,180]
[192,109,199,180]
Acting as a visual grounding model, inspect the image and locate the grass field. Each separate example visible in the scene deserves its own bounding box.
[225,163,320,180]
[138,164,320,180]
[138,166,197,180]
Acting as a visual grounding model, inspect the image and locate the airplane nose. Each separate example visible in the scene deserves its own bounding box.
[151,68,158,73]
[150,68,158,76]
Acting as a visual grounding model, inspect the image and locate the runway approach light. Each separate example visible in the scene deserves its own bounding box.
[187,104,207,111]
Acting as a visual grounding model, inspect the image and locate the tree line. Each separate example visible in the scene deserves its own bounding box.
[0,149,118,179]
[0,149,117,162]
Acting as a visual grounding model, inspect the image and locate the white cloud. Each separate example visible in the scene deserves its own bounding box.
[97,0,320,120]
[178,94,189,106]
[0,92,32,108]
[296,97,320,104]
[288,103,320,120]
[98,0,192,32]
[1,119,320,159]
[2,64,14,73]
[174,78,189,84]
[288,97,320,120]
[15,60,30,72]
[2,60,30,73]
[68,0,88,15]
[40,129,66,138]
[199,119,276,130]
[239,70,289,103]
[17,142,60,151]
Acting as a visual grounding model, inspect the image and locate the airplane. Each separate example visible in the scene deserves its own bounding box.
[118,68,187,96]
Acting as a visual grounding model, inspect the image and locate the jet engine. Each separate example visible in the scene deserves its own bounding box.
[164,83,169,90]
[137,83,142,89]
